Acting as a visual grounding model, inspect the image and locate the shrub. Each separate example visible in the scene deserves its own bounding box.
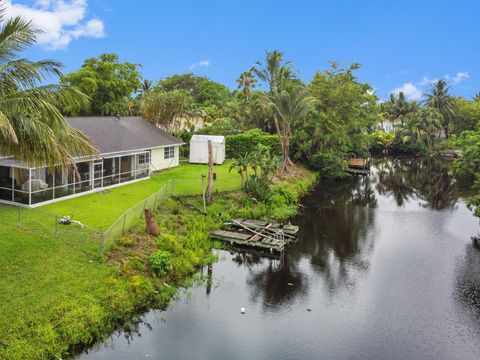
[247,175,272,202]
[272,183,298,205]
[226,129,281,157]
[150,250,172,276]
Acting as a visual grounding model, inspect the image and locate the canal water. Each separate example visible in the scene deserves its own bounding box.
[80,158,480,360]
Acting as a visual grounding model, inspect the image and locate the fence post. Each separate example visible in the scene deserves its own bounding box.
[171,179,175,195]
[201,175,206,213]
[140,199,147,219]
[100,233,105,255]
[153,191,159,209]
[54,215,58,239]
[18,206,22,226]
[122,213,126,234]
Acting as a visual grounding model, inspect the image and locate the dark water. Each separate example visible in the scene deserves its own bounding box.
[80,158,480,360]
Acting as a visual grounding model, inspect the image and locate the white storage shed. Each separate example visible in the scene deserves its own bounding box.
[189,135,225,165]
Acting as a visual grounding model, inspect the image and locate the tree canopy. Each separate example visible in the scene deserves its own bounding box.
[61,53,142,116]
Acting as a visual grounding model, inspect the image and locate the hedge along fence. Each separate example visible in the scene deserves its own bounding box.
[226,129,282,157]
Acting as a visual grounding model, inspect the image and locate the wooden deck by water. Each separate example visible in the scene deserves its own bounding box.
[211,219,299,253]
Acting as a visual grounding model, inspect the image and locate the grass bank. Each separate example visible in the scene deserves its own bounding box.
[0,163,316,359]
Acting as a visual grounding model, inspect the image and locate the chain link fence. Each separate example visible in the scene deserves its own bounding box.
[1,174,243,255]
[0,205,104,251]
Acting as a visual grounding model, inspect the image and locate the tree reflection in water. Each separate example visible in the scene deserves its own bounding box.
[242,157,462,310]
[374,157,459,210]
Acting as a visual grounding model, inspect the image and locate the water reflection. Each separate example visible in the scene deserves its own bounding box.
[245,157,464,308]
[375,157,459,210]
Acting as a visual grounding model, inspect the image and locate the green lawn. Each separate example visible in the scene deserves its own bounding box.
[41,161,241,230]
[0,160,316,359]
[0,161,242,359]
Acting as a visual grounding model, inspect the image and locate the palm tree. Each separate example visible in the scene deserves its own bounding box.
[400,107,442,151]
[424,80,456,138]
[141,79,152,93]
[382,91,417,128]
[270,82,315,172]
[236,71,256,97]
[252,50,296,172]
[473,92,480,102]
[0,8,96,167]
[229,152,253,191]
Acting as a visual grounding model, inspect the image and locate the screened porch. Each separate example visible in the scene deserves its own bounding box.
[0,151,151,206]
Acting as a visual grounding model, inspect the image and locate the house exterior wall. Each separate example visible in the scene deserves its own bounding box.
[150,145,180,172]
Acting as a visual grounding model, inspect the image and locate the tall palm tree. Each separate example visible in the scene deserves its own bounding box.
[0,8,96,167]
[236,71,256,97]
[382,91,417,128]
[424,80,456,138]
[473,92,480,102]
[252,50,296,171]
[270,82,315,173]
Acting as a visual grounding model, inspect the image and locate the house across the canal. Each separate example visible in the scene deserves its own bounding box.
[0,116,183,207]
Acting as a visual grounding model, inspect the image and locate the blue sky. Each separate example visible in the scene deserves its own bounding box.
[7,0,480,100]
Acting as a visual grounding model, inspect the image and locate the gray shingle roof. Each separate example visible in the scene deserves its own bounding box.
[67,116,183,155]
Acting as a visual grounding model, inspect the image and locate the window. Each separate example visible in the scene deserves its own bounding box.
[164,146,175,159]
[138,152,150,165]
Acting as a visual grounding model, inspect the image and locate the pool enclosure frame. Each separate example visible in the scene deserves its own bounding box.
[0,150,152,207]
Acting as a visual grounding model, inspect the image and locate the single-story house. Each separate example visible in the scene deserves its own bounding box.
[0,116,183,207]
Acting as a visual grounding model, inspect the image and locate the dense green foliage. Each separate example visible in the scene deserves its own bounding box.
[452,98,480,134]
[150,250,172,276]
[371,130,395,152]
[293,63,379,177]
[399,107,442,151]
[226,129,281,158]
[452,131,480,217]
[61,53,142,116]
[140,73,234,130]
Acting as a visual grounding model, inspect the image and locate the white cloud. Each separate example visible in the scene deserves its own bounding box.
[4,0,105,50]
[189,59,211,70]
[391,82,422,101]
[445,72,470,85]
[417,75,439,86]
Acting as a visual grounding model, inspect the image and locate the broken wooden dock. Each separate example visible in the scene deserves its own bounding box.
[210,219,299,253]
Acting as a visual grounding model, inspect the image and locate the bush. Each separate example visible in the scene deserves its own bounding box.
[150,250,172,276]
[389,131,425,154]
[308,149,347,179]
[272,183,298,205]
[247,175,272,202]
[226,129,281,157]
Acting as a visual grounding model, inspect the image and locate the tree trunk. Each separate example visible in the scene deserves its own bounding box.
[144,208,160,236]
[280,122,294,173]
[206,140,214,204]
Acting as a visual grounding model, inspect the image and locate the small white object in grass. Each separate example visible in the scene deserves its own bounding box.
[240,307,246,314]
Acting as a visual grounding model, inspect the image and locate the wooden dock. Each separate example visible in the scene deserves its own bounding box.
[347,157,370,175]
[232,218,299,236]
[210,219,299,253]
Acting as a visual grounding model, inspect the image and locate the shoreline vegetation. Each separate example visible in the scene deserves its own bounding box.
[0,163,317,360]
